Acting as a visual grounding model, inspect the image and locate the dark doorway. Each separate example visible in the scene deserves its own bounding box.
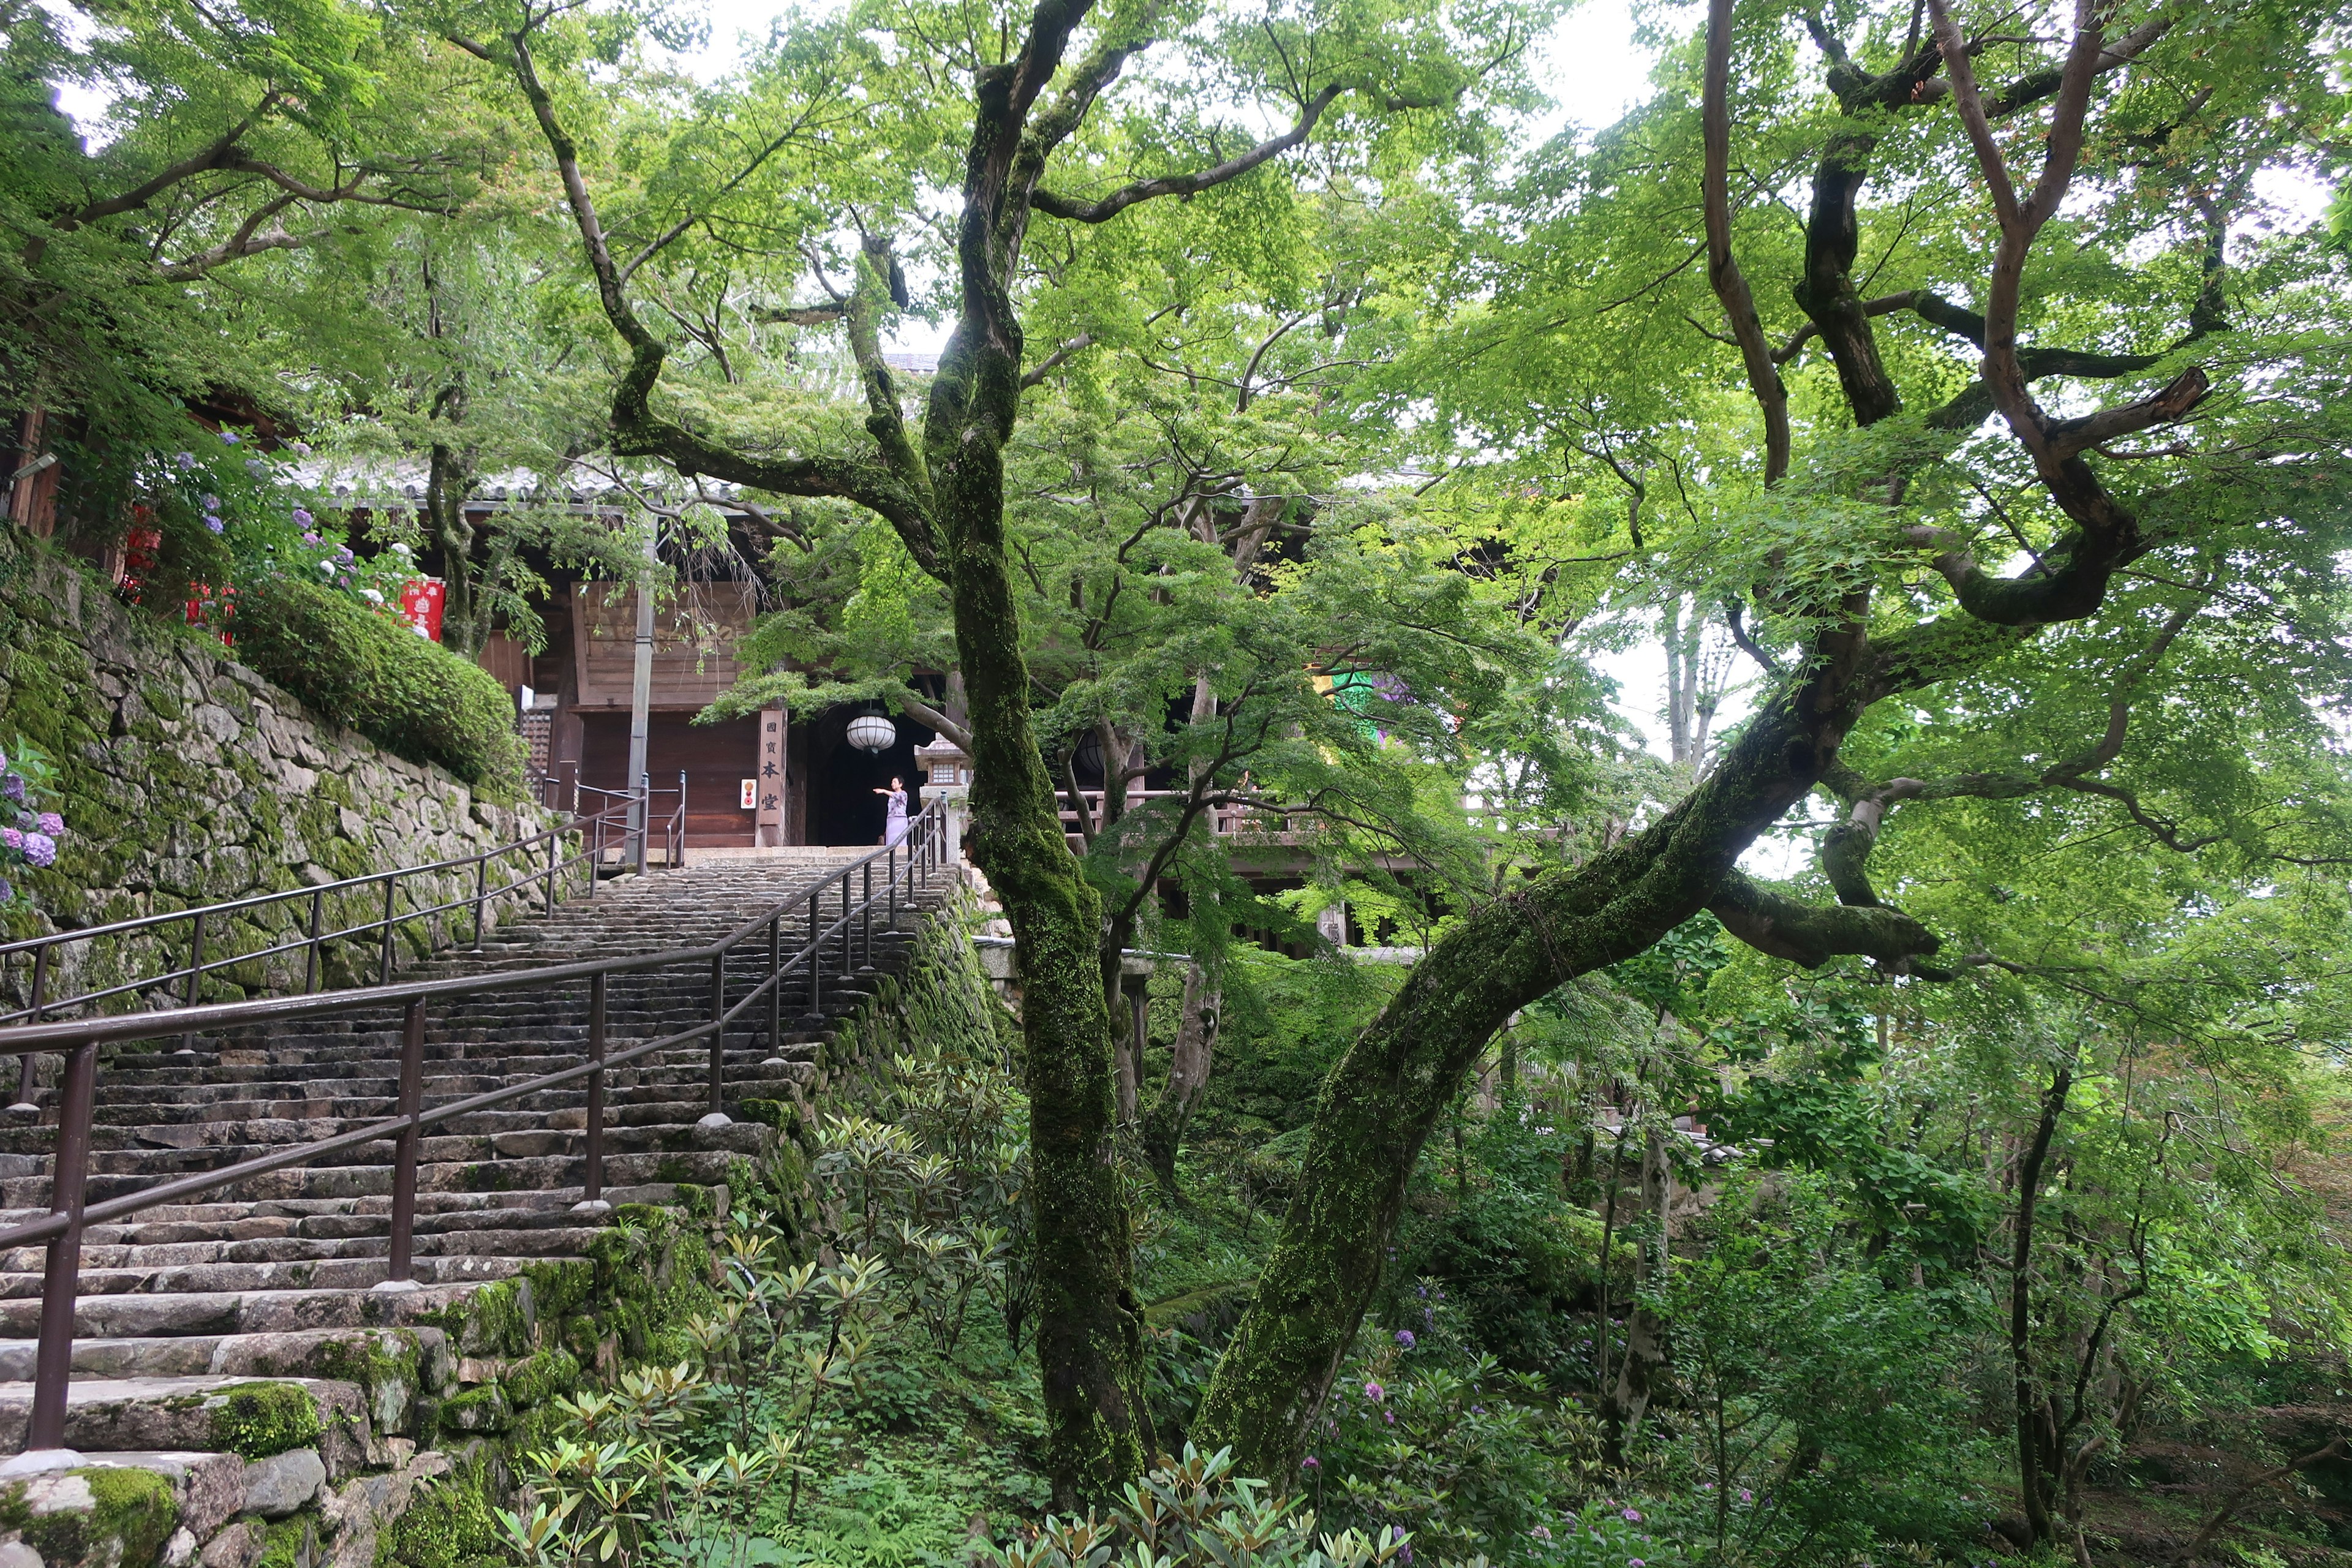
[805,706,930,846]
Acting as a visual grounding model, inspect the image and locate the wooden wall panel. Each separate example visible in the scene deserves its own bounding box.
[570,582,755,710]
[579,712,761,847]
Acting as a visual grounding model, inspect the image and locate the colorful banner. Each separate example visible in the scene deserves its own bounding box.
[398,577,445,641]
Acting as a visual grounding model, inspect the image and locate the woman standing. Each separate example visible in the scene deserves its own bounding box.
[873,776,910,846]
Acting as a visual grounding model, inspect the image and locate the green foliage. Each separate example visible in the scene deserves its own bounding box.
[1649,1172,1995,1562]
[504,1023,1042,1567]
[995,1447,1415,1568]
[1310,1342,1605,1566]
[230,574,526,792]
[380,1455,511,1568]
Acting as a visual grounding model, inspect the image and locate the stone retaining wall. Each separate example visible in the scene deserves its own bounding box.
[0,530,559,1015]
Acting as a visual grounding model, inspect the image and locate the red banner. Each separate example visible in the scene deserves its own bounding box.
[398,578,445,642]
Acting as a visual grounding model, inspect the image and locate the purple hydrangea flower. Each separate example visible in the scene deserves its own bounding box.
[1384,1409,1394,1425]
[301,532,320,545]
[244,458,265,477]
[1395,1329,1415,1349]
[220,431,239,445]
[0,828,20,851]
[0,876,12,902]
[1300,1456,1319,1471]
[1,774,22,801]
[36,813,62,836]
[1621,1510,1642,1523]
[21,834,55,868]
[175,452,196,470]
[1363,1381,1384,1402]
[291,508,312,526]
[205,516,224,534]
[202,496,219,510]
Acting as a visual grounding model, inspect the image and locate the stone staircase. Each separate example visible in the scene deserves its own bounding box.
[0,853,947,1567]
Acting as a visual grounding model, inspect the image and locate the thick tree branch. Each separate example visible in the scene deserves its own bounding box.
[496,24,947,575]
[1709,870,1942,968]
[1020,332,1096,388]
[1703,0,1791,483]
[1033,85,1341,223]
[898,695,973,755]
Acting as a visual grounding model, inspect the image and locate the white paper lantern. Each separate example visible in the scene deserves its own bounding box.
[846,714,897,753]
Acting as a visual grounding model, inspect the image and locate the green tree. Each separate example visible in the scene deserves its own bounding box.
[462,0,1548,1502]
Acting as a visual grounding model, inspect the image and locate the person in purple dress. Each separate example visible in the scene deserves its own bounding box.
[873,776,909,845]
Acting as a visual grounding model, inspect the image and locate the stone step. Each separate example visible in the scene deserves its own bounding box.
[0,1326,452,1390]
[73,1052,826,1099]
[0,1220,603,1275]
[1,1147,743,1208]
[0,1249,562,1299]
[86,1091,801,1137]
[0,1182,693,1242]
[0,1375,372,1468]
[0,1117,770,1178]
[0,1283,488,1340]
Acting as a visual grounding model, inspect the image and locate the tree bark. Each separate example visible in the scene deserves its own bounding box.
[2011,1063,2073,1545]
[1143,962,1218,1188]
[1191,671,1888,1472]
[1605,1120,1672,1455]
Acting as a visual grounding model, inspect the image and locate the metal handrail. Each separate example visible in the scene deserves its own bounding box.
[1,782,687,1113]
[0,797,948,1457]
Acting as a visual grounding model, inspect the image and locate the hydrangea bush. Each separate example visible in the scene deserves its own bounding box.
[147,427,413,632]
[0,739,67,904]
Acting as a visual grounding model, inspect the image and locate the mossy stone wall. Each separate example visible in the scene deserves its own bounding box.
[0,529,556,1011]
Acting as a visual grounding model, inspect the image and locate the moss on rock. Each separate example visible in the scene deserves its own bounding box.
[209,1380,322,1458]
[0,1465,179,1568]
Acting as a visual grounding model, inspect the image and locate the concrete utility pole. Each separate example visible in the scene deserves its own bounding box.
[626,519,657,867]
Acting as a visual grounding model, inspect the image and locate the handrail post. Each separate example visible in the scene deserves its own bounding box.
[378,872,398,985]
[634,774,649,877]
[703,953,729,1125]
[11,948,48,1113]
[384,997,424,1286]
[28,1039,97,1456]
[543,827,559,916]
[576,973,608,1213]
[858,862,875,976]
[766,918,782,1060]
[887,842,899,932]
[676,769,688,870]
[179,913,205,1055]
[840,877,853,981]
[806,885,824,1023]
[472,856,490,951]
[304,888,325,994]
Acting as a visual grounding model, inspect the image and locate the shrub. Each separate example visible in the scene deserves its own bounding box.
[232,575,526,793]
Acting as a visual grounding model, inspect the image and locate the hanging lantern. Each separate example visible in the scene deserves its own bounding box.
[845,713,897,754]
